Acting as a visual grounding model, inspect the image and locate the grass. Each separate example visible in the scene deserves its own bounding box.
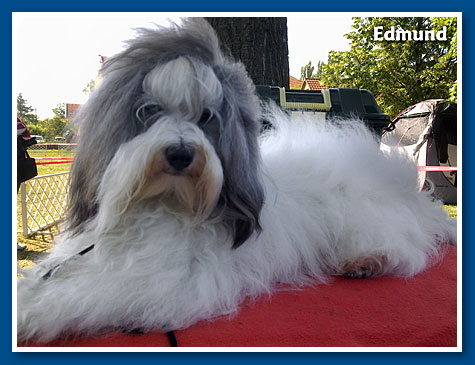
[17,150,73,270]
[444,205,457,219]
[28,149,74,176]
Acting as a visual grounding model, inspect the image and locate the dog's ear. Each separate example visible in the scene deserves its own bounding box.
[223,188,265,248]
[213,62,265,248]
[66,62,148,234]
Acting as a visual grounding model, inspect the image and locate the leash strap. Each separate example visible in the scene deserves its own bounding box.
[166,331,178,347]
[42,244,95,281]
[77,244,95,256]
[41,245,179,346]
[122,328,178,347]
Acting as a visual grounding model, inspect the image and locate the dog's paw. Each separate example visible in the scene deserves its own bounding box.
[340,256,387,279]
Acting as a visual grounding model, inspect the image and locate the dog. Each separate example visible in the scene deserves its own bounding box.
[17,18,456,344]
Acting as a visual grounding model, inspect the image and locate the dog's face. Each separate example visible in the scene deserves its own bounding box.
[67,19,264,248]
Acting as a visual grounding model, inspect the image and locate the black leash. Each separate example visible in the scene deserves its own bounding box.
[166,331,178,347]
[42,244,95,280]
[41,244,178,346]
[121,327,178,347]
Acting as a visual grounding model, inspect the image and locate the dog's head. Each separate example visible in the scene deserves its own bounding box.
[67,18,264,248]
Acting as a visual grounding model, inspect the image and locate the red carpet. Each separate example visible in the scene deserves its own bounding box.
[20,245,457,348]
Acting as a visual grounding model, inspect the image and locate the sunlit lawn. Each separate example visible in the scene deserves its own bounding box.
[17,150,73,270]
[444,205,457,219]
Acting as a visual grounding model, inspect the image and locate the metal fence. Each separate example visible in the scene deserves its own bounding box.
[19,171,70,237]
[29,143,77,152]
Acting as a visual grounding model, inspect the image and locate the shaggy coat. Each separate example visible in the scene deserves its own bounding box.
[17,18,456,344]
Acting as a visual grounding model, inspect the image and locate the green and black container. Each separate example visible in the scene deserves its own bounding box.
[256,86,390,135]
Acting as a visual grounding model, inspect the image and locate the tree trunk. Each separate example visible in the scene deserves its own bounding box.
[205,17,289,89]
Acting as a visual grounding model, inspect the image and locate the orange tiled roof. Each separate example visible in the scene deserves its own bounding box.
[289,76,304,90]
[302,78,327,90]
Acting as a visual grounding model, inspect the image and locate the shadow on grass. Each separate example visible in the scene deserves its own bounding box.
[17,230,56,269]
[17,248,49,263]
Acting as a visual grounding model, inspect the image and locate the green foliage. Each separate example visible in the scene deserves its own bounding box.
[314,61,325,79]
[301,60,326,80]
[26,116,67,140]
[300,61,315,80]
[17,93,33,117]
[21,113,39,125]
[26,124,47,137]
[83,79,96,95]
[317,17,457,118]
[18,94,70,139]
[449,81,457,103]
[52,103,66,118]
[41,116,67,139]
[17,93,39,124]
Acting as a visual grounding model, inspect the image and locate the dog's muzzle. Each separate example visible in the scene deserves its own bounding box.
[165,143,195,172]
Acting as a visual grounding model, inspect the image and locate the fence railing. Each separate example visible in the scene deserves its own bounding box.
[29,143,77,152]
[19,171,70,237]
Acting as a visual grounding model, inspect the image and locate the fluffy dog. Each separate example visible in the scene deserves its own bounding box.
[17,18,456,344]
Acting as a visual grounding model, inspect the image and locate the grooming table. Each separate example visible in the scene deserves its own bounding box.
[19,245,457,348]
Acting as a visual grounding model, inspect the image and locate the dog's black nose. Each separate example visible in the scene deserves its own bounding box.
[164,144,195,171]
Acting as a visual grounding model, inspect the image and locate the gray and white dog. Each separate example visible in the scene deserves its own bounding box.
[17,18,456,344]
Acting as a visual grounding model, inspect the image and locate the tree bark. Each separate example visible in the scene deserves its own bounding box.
[205,17,289,89]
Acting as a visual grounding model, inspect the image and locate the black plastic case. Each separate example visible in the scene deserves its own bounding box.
[256,86,390,135]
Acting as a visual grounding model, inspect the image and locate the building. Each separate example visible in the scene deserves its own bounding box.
[301,78,327,90]
[65,103,81,119]
[289,76,328,91]
[289,76,304,90]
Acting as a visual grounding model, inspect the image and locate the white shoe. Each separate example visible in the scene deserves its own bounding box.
[17,243,26,250]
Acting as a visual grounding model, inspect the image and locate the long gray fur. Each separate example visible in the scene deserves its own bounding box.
[67,18,264,247]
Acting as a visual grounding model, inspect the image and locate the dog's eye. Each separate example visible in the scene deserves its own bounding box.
[198,110,212,126]
[143,104,162,117]
[137,103,163,124]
